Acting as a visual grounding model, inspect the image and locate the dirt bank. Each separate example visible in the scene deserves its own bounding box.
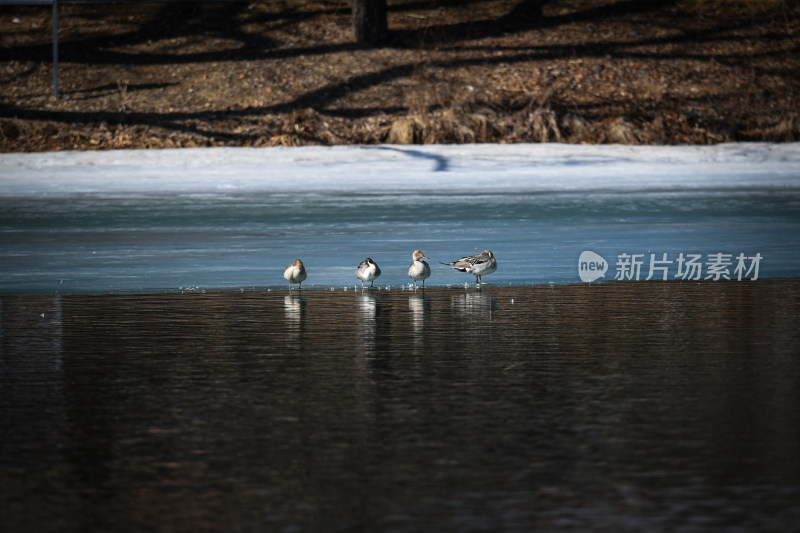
[1,0,798,152]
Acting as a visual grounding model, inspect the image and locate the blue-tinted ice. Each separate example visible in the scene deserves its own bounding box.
[1,144,798,293]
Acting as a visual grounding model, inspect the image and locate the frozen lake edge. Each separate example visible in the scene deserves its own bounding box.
[2,143,799,293]
[2,142,800,195]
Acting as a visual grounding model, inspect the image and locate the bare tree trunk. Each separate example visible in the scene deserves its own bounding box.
[352,0,388,46]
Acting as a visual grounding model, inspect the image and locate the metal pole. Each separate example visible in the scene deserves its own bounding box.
[52,0,59,99]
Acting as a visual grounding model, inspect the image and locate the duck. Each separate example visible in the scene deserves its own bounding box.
[355,257,381,288]
[408,249,431,289]
[442,250,497,284]
[283,258,307,289]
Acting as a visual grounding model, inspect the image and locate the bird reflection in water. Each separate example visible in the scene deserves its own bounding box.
[283,294,306,333]
[356,292,379,359]
[452,290,498,321]
[409,293,431,350]
[356,292,377,329]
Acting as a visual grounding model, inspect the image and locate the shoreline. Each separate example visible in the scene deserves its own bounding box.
[3,278,797,298]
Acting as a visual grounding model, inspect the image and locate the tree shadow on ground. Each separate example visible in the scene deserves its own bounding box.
[0,0,796,146]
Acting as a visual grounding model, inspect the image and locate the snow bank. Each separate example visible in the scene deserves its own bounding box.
[2,143,799,196]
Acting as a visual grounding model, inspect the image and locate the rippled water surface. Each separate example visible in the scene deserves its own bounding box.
[2,281,799,532]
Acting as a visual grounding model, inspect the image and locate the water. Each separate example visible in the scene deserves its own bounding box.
[2,282,799,532]
[2,145,800,531]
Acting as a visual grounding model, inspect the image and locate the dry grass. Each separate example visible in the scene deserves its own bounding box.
[678,0,794,16]
[758,113,800,142]
[1,0,799,151]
